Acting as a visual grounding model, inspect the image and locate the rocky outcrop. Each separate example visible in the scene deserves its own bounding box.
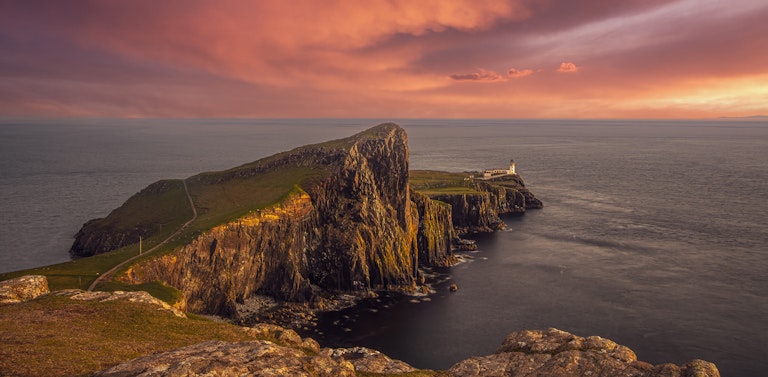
[120,124,427,316]
[94,327,718,377]
[93,340,358,377]
[447,328,720,377]
[430,192,505,235]
[124,192,318,315]
[0,275,49,304]
[319,347,416,374]
[54,289,186,318]
[411,191,457,266]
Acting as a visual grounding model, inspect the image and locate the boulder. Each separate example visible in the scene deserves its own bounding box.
[0,275,49,304]
[448,328,720,377]
[60,289,186,318]
[94,340,356,377]
[319,346,416,374]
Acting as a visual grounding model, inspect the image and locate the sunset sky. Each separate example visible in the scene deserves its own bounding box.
[1,0,767,118]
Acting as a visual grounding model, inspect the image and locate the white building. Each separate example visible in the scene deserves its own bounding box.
[482,160,516,179]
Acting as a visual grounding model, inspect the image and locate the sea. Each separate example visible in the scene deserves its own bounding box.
[1,118,766,376]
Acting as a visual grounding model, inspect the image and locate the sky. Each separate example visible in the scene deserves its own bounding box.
[1,0,767,119]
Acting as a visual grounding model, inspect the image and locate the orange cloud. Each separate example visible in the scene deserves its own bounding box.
[557,62,580,73]
[507,68,534,78]
[449,69,503,82]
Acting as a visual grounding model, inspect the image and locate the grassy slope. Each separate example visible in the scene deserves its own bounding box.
[409,170,479,195]
[0,294,441,377]
[0,295,256,377]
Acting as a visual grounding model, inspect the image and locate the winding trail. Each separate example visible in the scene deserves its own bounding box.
[88,179,197,291]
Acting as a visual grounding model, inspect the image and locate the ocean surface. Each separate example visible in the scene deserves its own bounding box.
[1,118,766,376]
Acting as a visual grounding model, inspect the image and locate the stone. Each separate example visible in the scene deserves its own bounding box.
[93,340,356,377]
[67,290,186,318]
[319,346,416,374]
[244,323,321,353]
[448,328,720,377]
[0,275,49,304]
[449,283,458,292]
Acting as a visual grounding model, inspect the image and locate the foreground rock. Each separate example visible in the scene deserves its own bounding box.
[320,347,416,374]
[94,340,357,377]
[55,289,186,318]
[448,328,720,377]
[0,275,49,303]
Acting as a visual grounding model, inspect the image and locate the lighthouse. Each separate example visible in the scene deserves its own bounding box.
[509,160,516,174]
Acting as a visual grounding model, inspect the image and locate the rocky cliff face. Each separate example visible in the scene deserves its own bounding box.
[430,192,505,235]
[121,124,433,316]
[410,191,457,267]
[124,192,318,315]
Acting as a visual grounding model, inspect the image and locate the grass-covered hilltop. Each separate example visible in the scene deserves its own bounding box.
[0,123,721,377]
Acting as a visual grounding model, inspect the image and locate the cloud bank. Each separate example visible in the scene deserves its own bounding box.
[1,0,767,118]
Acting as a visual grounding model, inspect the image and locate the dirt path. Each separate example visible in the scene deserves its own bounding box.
[87,179,197,291]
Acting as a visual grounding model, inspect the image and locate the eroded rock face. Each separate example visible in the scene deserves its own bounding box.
[0,275,49,304]
[411,191,457,266]
[448,328,720,377]
[431,192,505,235]
[120,124,429,316]
[93,340,357,377]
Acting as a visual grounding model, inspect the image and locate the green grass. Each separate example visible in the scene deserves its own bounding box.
[0,243,140,291]
[97,281,182,305]
[189,166,324,231]
[0,294,259,377]
[410,170,479,195]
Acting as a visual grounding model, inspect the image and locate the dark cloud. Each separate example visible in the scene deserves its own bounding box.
[448,69,503,82]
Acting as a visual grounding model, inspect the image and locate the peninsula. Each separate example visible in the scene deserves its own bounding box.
[0,123,719,376]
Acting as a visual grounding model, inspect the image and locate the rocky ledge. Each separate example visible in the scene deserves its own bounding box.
[95,327,719,377]
[449,328,719,377]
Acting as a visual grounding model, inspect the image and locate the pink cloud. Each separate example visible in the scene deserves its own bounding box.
[507,68,534,78]
[449,69,503,82]
[557,62,580,73]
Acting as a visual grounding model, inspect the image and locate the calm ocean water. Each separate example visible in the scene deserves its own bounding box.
[1,118,767,376]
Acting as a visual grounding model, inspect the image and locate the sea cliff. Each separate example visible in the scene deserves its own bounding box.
[70,123,540,317]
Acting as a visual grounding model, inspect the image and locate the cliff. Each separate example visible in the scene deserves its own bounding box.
[71,123,541,317]
[115,124,426,315]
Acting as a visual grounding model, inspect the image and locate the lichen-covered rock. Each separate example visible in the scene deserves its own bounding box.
[431,192,505,235]
[60,289,186,318]
[244,323,320,353]
[93,340,356,377]
[411,191,457,266]
[319,346,416,374]
[0,275,49,304]
[448,328,720,377]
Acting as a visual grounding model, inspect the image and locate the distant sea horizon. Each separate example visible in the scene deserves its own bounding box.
[1,118,766,376]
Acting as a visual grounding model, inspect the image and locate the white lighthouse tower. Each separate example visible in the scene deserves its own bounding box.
[509,159,516,174]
